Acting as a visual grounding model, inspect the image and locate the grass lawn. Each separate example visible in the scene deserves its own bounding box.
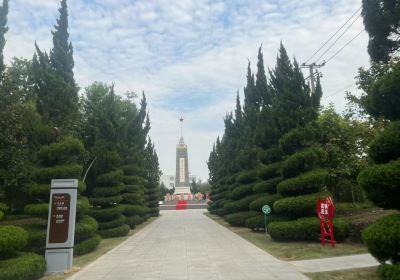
[40,216,159,280]
[306,267,379,280]
[205,212,368,261]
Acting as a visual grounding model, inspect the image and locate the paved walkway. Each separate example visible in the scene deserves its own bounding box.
[289,253,379,273]
[68,209,307,280]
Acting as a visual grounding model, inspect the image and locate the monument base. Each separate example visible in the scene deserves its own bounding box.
[174,186,191,195]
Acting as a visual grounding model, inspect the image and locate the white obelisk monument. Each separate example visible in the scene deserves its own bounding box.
[174,117,191,198]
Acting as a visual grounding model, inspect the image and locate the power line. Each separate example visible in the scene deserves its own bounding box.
[315,13,362,63]
[322,82,356,101]
[325,29,365,64]
[304,6,362,64]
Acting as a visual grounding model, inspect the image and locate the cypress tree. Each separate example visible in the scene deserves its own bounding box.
[0,0,8,79]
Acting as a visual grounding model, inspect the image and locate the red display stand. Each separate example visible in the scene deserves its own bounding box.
[316,197,336,247]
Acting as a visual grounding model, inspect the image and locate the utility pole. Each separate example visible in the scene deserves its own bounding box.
[301,62,325,93]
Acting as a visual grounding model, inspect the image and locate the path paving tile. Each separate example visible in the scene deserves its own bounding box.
[68,209,308,280]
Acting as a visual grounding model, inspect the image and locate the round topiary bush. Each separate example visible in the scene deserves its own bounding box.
[258,162,282,180]
[23,225,46,254]
[122,193,145,204]
[223,195,259,214]
[225,211,259,227]
[34,164,83,182]
[74,234,101,256]
[37,136,85,166]
[253,177,282,193]
[98,214,126,230]
[369,121,400,164]
[235,170,258,184]
[230,184,254,200]
[0,226,28,256]
[0,252,46,280]
[122,175,144,185]
[245,215,264,231]
[357,160,400,210]
[95,170,124,187]
[377,264,400,280]
[125,215,143,229]
[24,203,49,219]
[249,194,282,212]
[278,125,317,155]
[123,205,148,217]
[269,217,349,242]
[273,192,330,218]
[27,184,49,201]
[76,197,90,217]
[74,215,98,243]
[280,146,325,179]
[87,205,125,221]
[276,169,328,197]
[98,224,130,239]
[362,214,400,264]
[91,185,126,197]
[259,146,281,165]
[89,195,123,207]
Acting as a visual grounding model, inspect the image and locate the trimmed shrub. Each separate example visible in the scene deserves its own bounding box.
[249,194,282,212]
[223,195,259,214]
[210,190,229,201]
[91,185,126,197]
[37,136,85,165]
[121,165,143,176]
[123,205,148,217]
[98,214,126,230]
[253,177,282,193]
[87,205,125,221]
[23,225,46,254]
[369,121,400,164]
[0,210,3,221]
[226,174,237,185]
[122,193,145,204]
[273,192,330,218]
[24,203,48,219]
[74,215,98,243]
[125,185,144,194]
[0,252,46,280]
[269,217,349,242]
[279,125,317,155]
[377,264,400,280]
[358,160,400,210]
[74,234,101,256]
[122,175,145,185]
[230,184,253,200]
[76,197,90,216]
[260,146,282,165]
[258,162,282,180]
[96,170,124,187]
[34,164,83,182]
[98,224,130,239]
[362,214,400,264]
[0,226,28,256]
[280,146,325,178]
[225,211,259,227]
[27,184,49,200]
[89,195,123,207]
[245,215,264,231]
[125,215,143,229]
[236,170,258,184]
[277,169,328,197]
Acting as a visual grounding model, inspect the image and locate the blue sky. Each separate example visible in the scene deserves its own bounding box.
[4,0,369,180]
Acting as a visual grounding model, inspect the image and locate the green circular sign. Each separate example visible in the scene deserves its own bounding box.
[262,205,271,215]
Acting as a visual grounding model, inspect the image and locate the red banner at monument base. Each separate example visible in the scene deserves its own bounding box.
[316,197,336,247]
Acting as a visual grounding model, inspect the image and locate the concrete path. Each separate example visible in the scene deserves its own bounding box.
[289,253,379,273]
[68,209,307,280]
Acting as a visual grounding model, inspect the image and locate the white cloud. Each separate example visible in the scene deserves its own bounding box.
[3,0,369,180]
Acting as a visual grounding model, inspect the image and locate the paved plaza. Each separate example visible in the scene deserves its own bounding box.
[68,209,308,280]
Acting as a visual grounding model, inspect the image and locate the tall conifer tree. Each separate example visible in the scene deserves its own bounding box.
[0,0,8,78]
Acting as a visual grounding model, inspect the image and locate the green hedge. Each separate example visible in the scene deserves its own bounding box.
[245,215,290,231]
[0,210,3,221]
[89,195,123,207]
[76,197,90,216]
[98,214,126,230]
[96,170,124,187]
[210,190,229,201]
[230,184,254,200]
[249,194,282,212]
[269,217,349,242]
[122,175,145,185]
[222,195,259,214]
[87,205,125,221]
[37,136,85,166]
[24,203,48,219]
[123,205,148,217]
[147,207,159,217]
[34,164,83,182]
[280,146,325,179]
[98,224,130,239]
[74,215,98,243]
[273,192,330,218]
[225,211,259,227]
[91,185,126,197]
[362,214,400,264]
[0,252,46,280]
[369,121,400,164]
[259,146,281,165]
[378,264,400,280]
[253,177,282,193]
[358,160,400,210]
[258,162,282,180]
[122,193,145,204]
[125,185,144,194]
[23,225,46,254]
[235,170,258,184]
[0,226,28,256]
[125,215,143,229]
[27,184,49,200]
[74,234,101,256]
[277,169,328,197]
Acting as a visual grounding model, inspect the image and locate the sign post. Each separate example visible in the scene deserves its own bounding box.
[316,197,335,247]
[262,205,271,233]
[45,179,78,273]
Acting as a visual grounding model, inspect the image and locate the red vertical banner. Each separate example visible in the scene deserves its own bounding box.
[316,197,336,247]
